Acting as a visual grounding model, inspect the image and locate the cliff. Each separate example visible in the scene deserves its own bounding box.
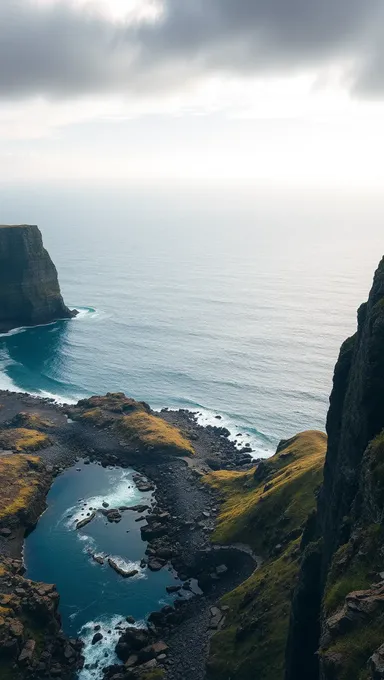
[286,256,384,680]
[0,224,74,332]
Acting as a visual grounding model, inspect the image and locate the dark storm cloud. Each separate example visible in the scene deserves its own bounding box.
[0,0,383,100]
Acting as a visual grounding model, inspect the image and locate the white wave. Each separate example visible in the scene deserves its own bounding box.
[0,369,22,393]
[78,615,146,680]
[0,355,82,405]
[72,306,98,321]
[63,470,142,531]
[154,404,273,459]
[0,315,70,338]
[190,408,273,458]
[84,470,141,511]
[35,390,81,405]
[0,326,27,338]
[107,555,146,580]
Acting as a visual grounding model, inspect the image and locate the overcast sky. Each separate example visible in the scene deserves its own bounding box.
[2,0,384,186]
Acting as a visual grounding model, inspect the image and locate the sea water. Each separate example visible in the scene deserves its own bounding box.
[0,182,383,455]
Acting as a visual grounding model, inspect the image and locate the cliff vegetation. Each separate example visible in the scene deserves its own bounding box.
[204,431,327,680]
[285,256,384,680]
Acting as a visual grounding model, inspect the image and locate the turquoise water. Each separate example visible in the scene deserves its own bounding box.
[25,461,179,679]
[0,183,383,454]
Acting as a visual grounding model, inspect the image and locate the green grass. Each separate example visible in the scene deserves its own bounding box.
[205,430,326,556]
[208,542,300,680]
[204,431,327,680]
[0,427,50,452]
[324,525,384,615]
[321,620,384,680]
[10,412,53,430]
[140,671,165,680]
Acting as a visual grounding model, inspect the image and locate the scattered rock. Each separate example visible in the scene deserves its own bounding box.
[18,639,36,665]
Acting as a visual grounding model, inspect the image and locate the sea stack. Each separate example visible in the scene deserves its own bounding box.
[0,224,75,333]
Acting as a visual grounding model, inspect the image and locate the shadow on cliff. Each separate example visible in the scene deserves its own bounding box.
[0,320,71,395]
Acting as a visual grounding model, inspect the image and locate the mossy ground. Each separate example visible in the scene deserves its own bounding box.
[320,432,384,678]
[139,671,165,680]
[0,428,50,452]
[0,454,45,521]
[69,392,194,456]
[323,525,383,615]
[115,412,194,456]
[205,431,327,680]
[320,620,384,680]
[205,430,326,555]
[10,412,53,430]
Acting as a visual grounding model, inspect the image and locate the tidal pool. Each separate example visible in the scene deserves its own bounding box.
[25,461,179,679]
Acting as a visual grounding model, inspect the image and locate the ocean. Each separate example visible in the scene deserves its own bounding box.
[0,182,382,456]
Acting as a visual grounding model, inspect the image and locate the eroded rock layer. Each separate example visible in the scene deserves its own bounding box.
[286,256,384,680]
[0,224,74,332]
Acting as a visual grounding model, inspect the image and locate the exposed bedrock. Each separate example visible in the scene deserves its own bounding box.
[286,256,384,680]
[0,224,75,332]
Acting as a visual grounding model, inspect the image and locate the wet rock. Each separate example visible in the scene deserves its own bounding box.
[116,628,150,662]
[108,558,139,579]
[125,616,136,624]
[148,560,163,572]
[128,504,150,513]
[76,512,96,530]
[103,509,122,523]
[141,524,167,540]
[166,585,182,594]
[92,633,103,645]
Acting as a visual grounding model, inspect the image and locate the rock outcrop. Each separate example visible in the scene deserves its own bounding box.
[0,224,75,332]
[286,256,384,680]
[0,558,83,679]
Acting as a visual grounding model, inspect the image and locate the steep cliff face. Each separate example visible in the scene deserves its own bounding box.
[286,257,384,680]
[0,224,74,332]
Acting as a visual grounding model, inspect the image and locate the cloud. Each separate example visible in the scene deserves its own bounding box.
[0,0,383,101]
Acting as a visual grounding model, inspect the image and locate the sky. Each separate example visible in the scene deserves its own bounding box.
[2,0,384,186]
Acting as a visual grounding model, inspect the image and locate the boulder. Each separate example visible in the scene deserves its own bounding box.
[369,643,384,679]
[108,558,139,579]
[18,639,36,666]
[92,633,103,645]
[76,512,96,530]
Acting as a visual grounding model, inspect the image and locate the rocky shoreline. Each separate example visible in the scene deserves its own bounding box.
[0,390,258,680]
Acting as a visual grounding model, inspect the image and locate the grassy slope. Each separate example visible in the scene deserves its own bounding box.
[204,431,327,680]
